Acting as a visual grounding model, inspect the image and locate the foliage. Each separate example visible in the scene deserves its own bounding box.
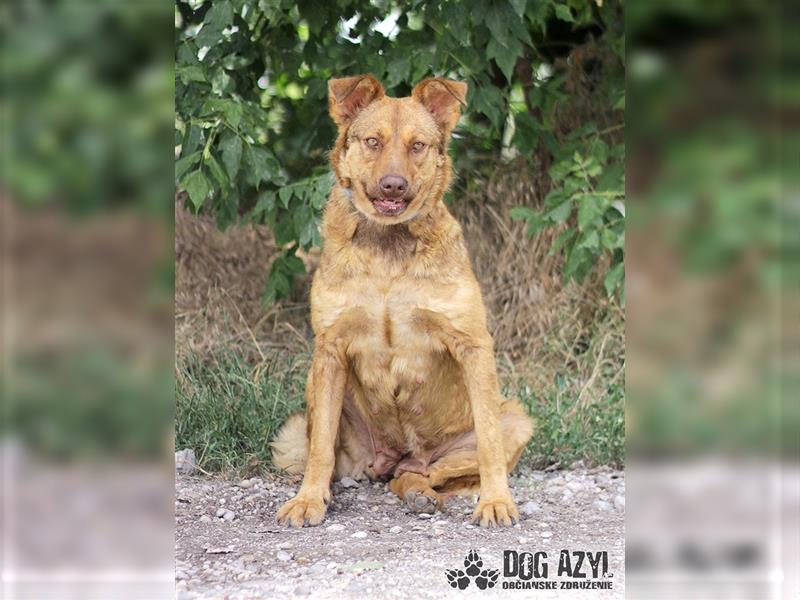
[3,1,173,215]
[510,125,625,299]
[174,0,624,301]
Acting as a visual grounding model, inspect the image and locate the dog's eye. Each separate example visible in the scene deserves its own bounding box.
[365,137,381,149]
[411,141,426,153]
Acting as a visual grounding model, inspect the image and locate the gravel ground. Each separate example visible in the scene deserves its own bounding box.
[175,466,625,599]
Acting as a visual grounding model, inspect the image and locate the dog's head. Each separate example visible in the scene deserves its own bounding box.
[328,75,467,224]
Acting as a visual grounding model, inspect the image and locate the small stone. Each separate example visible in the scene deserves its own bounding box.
[222,510,235,521]
[541,531,552,538]
[434,528,445,536]
[205,546,234,554]
[199,515,212,523]
[383,497,399,505]
[340,477,360,489]
[351,531,368,539]
[521,501,540,515]
[239,479,253,489]
[417,513,432,520]
[518,536,528,544]
[614,495,625,511]
[326,524,345,532]
[175,449,196,475]
[356,493,368,502]
[593,500,613,512]
[215,508,226,518]
[464,523,475,529]
[277,550,292,562]
[278,541,292,550]
[566,481,584,493]
[389,526,403,534]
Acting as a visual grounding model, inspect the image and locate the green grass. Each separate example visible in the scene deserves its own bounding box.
[175,351,308,474]
[176,351,625,477]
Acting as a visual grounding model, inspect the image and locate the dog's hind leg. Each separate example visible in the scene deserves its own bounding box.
[427,399,534,496]
[389,472,444,514]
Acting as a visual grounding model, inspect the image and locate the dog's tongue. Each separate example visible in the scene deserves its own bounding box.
[373,198,406,215]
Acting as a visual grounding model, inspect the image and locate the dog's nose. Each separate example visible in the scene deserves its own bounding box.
[379,175,408,198]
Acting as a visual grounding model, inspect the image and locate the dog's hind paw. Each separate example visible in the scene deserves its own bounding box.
[404,490,442,514]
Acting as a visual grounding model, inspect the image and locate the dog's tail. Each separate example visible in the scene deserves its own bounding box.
[270,412,308,474]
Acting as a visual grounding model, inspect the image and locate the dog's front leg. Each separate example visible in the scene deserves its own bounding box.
[416,308,519,527]
[458,342,520,527]
[276,342,346,527]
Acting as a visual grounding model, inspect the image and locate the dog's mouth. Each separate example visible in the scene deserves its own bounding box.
[370,196,409,216]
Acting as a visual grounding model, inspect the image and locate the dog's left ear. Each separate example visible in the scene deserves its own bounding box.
[412,78,468,136]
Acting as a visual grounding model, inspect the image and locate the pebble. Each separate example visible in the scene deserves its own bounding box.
[614,495,625,511]
[326,524,345,532]
[417,513,432,520]
[277,550,292,562]
[566,481,584,493]
[340,477,360,489]
[541,531,552,538]
[222,510,235,521]
[351,531,368,539]
[278,541,292,550]
[175,449,196,475]
[215,508,226,518]
[389,526,403,534]
[239,480,253,489]
[383,497,399,505]
[593,500,613,512]
[199,515,212,523]
[356,493,368,502]
[521,500,540,515]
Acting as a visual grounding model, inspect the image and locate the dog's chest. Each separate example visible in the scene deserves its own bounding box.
[346,277,446,394]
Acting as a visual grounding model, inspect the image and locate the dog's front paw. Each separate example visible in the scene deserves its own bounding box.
[471,494,519,528]
[276,493,327,527]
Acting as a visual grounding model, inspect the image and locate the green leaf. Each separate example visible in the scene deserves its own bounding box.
[487,36,522,82]
[604,262,624,296]
[554,4,575,23]
[178,65,206,84]
[509,0,527,17]
[546,199,573,224]
[183,170,210,211]
[220,134,243,181]
[485,2,511,47]
[577,195,604,230]
[551,228,576,254]
[175,151,201,181]
[509,206,538,221]
[577,229,599,250]
[223,101,243,129]
[254,191,276,217]
[206,152,229,193]
[244,145,281,188]
[279,187,293,209]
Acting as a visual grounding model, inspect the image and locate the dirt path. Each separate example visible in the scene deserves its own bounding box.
[176,466,625,599]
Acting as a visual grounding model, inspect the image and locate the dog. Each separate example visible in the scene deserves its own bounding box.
[272,75,534,528]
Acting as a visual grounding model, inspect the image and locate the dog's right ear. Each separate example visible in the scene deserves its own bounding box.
[328,75,385,128]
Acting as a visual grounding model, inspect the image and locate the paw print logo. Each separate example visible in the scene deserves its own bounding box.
[445,550,499,590]
[445,568,470,590]
[475,568,499,589]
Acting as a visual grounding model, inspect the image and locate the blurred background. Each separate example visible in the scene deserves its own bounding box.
[1,1,174,598]
[1,0,797,598]
[626,2,798,599]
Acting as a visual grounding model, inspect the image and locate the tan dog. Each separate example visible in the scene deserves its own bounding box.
[272,75,534,528]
